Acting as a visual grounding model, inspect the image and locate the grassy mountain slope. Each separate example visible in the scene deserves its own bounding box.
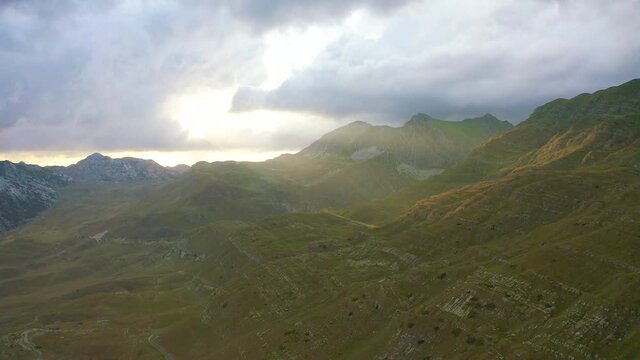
[1,80,639,359]
[300,113,512,169]
[156,79,640,359]
[346,79,640,225]
[97,115,511,239]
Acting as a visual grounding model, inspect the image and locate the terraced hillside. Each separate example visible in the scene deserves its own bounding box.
[1,80,639,359]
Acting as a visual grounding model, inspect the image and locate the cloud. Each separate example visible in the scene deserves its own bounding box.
[0,1,265,151]
[0,0,417,153]
[226,0,417,30]
[233,0,640,123]
[1,0,639,156]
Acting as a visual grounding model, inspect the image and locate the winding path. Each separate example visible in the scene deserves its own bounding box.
[148,332,176,360]
[320,210,378,229]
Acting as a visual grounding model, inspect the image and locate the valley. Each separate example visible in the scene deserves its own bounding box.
[1,80,640,359]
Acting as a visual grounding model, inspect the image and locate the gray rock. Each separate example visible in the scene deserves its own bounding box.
[50,153,177,183]
[0,161,70,232]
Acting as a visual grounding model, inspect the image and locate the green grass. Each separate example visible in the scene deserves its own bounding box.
[2,79,640,359]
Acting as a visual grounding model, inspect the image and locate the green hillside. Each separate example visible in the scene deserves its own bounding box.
[1,80,640,359]
[300,113,512,170]
[88,114,511,240]
[346,79,640,225]
[157,79,640,359]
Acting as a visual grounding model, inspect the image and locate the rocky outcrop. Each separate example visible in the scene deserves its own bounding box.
[0,161,70,232]
[51,153,177,182]
[1,153,179,233]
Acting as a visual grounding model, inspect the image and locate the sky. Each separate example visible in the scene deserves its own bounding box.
[0,0,639,166]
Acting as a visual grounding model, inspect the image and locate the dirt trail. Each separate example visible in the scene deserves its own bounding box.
[15,328,56,360]
[148,332,176,360]
[321,210,378,229]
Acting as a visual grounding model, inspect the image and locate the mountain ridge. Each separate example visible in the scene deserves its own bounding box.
[299,113,513,170]
[0,161,70,233]
[0,153,184,233]
[49,152,178,183]
[346,79,640,224]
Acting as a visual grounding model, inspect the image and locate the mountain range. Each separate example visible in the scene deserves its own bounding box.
[0,114,508,235]
[1,80,639,359]
[49,152,179,183]
[0,154,181,234]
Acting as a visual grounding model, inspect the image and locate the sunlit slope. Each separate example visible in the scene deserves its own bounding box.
[111,166,640,359]
[1,80,640,359]
[105,113,511,233]
[152,80,640,359]
[299,113,512,170]
[99,114,512,239]
[346,79,640,224]
[91,159,404,243]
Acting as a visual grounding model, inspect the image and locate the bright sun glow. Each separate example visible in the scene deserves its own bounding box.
[167,89,289,141]
[0,9,388,167]
[261,26,340,90]
[164,24,344,150]
[158,11,385,164]
[170,89,232,137]
[344,8,389,40]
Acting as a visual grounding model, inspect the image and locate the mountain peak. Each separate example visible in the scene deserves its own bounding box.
[528,78,640,125]
[414,113,438,120]
[402,113,442,129]
[62,154,175,182]
[345,120,372,128]
[460,113,512,128]
[480,113,498,120]
[298,111,511,168]
[85,152,109,161]
[407,112,437,122]
[297,120,374,159]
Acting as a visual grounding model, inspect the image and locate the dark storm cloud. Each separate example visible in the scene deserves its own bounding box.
[233,0,640,123]
[227,0,417,30]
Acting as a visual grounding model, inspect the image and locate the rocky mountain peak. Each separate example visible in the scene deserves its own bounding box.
[59,154,176,183]
[403,113,439,127]
[85,152,109,161]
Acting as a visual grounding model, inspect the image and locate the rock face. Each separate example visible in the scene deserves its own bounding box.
[52,153,177,182]
[0,153,178,233]
[0,161,70,232]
